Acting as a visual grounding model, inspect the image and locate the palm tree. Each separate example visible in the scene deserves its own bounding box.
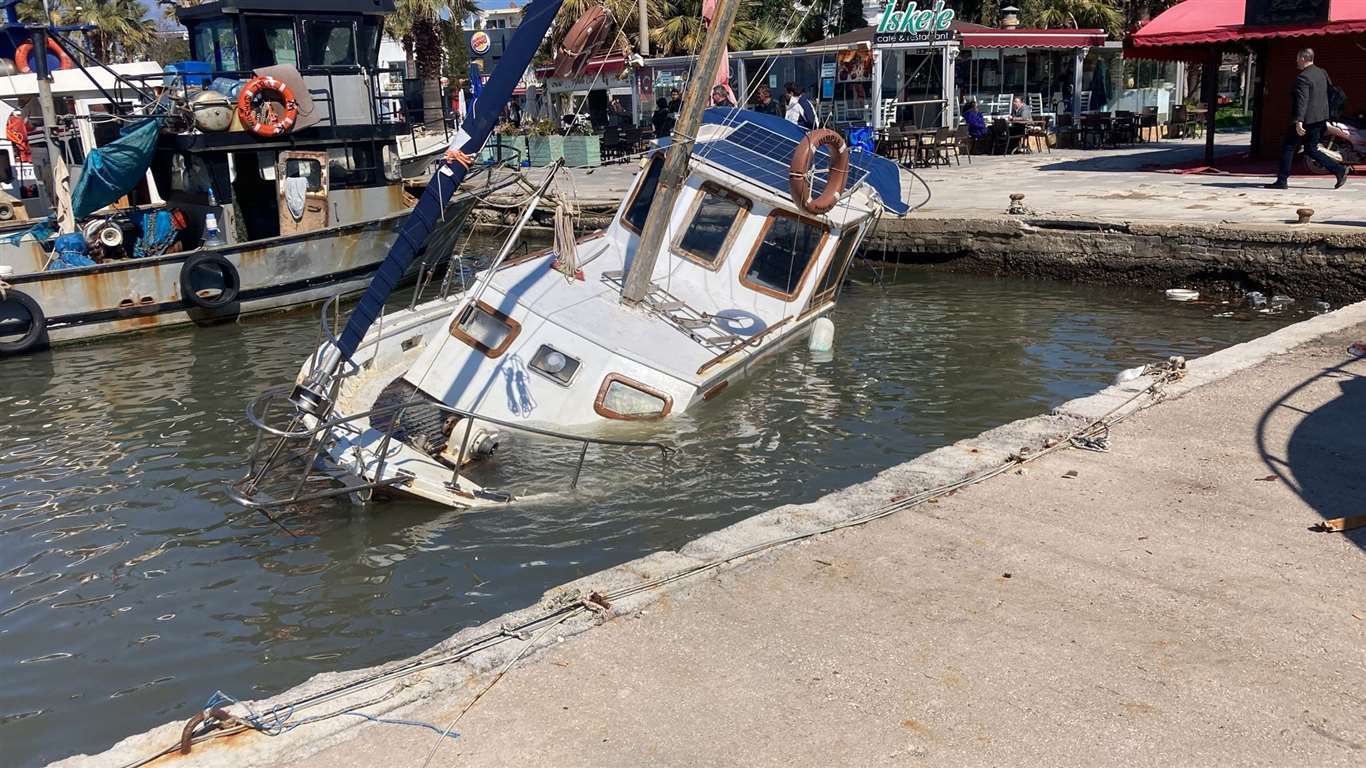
[650,0,758,56]
[1019,0,1125,36]
[17,0,156,63]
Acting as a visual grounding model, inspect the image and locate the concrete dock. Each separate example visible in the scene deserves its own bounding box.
[60,302,1366,766]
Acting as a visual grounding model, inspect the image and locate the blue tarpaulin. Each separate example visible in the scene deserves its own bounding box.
[70,118,159,220]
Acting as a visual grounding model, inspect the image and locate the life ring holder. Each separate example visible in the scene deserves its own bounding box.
[14,37,75,74]
[0,287,47,355]
[180,252,241,309]
[236,76,299,138]
[788,128,851,215]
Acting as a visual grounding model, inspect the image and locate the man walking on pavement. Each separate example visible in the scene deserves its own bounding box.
[1266,48,1348,189]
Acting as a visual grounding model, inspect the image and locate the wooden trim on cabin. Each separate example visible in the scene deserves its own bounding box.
[669,182,752,271]
[737,209,830,301]
[696,315,795,376]
[809,227,861,307]
[593,373,674,420]
[448,299,522,358]
[701,380,729,401]
[619,155,665,236]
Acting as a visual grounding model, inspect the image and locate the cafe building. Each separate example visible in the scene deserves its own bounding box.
[1127,0,1366,163]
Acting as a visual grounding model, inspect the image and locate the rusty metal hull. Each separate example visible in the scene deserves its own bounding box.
[1,204,471,353]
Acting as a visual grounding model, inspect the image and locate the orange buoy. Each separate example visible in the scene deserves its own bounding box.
[236,76,299,138]
[788,128,850,215]
[14,37,75,74]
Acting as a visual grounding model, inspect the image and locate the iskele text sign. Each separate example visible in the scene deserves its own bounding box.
[874,0,957,46]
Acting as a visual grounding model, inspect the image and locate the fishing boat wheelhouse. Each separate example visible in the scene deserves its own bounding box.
[0,0,484,356]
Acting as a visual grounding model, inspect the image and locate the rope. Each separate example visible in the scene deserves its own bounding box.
[122,358,1187,768]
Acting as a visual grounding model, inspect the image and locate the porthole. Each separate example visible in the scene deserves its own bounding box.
[529,344,580,386]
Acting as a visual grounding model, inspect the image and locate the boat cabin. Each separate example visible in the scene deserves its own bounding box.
[149,0,407,249]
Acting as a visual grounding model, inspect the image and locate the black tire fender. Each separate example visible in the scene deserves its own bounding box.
[179,252,241,309]
[0,287,46,355]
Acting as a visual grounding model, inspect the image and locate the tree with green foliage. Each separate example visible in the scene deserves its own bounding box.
[17,0,157,63]
[1018,0,1125,36]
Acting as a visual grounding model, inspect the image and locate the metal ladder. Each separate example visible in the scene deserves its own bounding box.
[600,271,738,350]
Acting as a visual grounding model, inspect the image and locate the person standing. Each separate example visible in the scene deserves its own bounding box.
[1266,48,1348,189]
[784,83,816,130]
[751,84,780,116]
[651,96,674,138]
[667,87,682,117]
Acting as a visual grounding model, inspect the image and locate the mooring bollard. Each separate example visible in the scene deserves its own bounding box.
[1008,193,1027,215]
[1296,207,1314,224]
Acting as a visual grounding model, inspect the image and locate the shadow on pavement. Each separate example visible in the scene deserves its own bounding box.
[1256,357,1366,549]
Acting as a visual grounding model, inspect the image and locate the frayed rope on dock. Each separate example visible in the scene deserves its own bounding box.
[125,357,1187,768]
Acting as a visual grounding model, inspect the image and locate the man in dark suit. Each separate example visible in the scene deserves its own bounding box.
[1266,48,1348,189]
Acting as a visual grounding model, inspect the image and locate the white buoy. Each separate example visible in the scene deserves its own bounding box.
[1165,288,1199,302]
[808,316,835,353]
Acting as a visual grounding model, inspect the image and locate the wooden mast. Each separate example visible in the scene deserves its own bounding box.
[620,0,740,305]
[30,26,75,235]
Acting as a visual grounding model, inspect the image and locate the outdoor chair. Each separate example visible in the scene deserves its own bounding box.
[879,98,897,127]
[1139,106,1159,143]
[601,126,622,159]
[990,94,1012,116]
[930,126,959,166]
[1112,111,1137,145]
[1081,113,1111,148]
[1054,112,1078,148]
[952,123,973,164]
[1025,117,1051,154]
[1169,105,1190,139]
[989,119,1013,155]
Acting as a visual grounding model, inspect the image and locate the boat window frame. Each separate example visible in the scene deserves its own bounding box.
[448,299,521,358]
[810,226,861,306]
[669,181,751,271]
[619,153,665,235]
[738,209,830,301]
[594,373,674,421]
[242,13,300,70]
[301,17,361,71]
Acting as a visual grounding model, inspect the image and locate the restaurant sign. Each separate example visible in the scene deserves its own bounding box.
[874,0,957,46]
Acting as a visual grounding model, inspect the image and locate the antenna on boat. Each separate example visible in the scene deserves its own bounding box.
[619,0,741,306]
[26,24,75,234]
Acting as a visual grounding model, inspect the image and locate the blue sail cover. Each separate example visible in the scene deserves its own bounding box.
[695,108,909,215]
[70,118,160,220]
[335,0,565,361]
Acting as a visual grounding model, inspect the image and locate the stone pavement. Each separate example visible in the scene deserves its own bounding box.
[517,132,1366,231]
[280,324,1366,768]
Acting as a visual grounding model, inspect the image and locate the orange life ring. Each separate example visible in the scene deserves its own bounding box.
[552,6,611,78]
[14,38,75,74]
[236,76,299,138]
[788,128,850,215]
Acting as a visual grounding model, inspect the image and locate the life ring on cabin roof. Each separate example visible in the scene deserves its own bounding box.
[236,76,299,138]
[14,37,75,74]
[788,128,850,215]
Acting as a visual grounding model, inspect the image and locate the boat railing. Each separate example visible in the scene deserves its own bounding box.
[230,382,675,510]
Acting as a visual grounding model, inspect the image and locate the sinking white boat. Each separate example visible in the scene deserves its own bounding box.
[231,0,908,510]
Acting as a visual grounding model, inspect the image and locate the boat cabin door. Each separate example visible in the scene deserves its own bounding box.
[276,151,329,235]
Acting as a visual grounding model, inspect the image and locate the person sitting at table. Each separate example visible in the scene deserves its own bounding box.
[712,84,736,108]
[751,84,781,117]
[963,100,989,140]
[1010,96,1033,121]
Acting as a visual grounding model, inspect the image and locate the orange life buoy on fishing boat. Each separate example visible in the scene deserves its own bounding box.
[552,5,611,78]
[788,128,850,215]
[236,76,299,138]
[14,37,75,74]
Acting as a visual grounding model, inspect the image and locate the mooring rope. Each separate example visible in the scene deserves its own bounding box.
[127,358,1188,768]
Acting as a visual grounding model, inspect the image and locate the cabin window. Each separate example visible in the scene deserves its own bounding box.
[303,19,358,68]
[192,19,239,71]
[244,16,298,68]
[672,183,749,269]
[621,155,664,234]
[327,145,375,188]
[357,17,382,67]
[529,345,581,386]
[811,228,860,304]
[595,374,673,420]
[449,300,520,358]
[740,211,828,299]
[283,157,323,192]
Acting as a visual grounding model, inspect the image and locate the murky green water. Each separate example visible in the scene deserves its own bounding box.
[0,267,1304,765]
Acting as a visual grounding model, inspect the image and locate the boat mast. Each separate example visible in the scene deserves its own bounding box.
[620,0,740,305]
[30,25,75,234]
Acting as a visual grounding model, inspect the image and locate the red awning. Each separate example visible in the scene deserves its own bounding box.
[958,28,1108,49]
[534,55,627,78]
[1129,0,1366,52]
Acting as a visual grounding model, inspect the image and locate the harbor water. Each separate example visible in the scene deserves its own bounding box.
[1,265,1306,765]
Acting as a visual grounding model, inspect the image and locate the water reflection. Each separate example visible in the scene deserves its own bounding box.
[0,270,1300,766]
